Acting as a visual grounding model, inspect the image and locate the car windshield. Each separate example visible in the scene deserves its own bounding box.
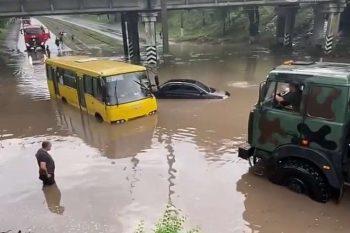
[104,71,151,105]
[195,81,211,93]
[24,27,43,35]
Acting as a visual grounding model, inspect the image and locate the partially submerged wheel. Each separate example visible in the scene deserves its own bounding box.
[248,155,265,176]
[271,159,330,203]
[95,113,103,123]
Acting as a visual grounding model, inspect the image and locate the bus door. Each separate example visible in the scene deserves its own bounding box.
[52,67,59,95]
[77,76,86,109]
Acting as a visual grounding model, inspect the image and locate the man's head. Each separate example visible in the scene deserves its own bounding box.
[289,83,298,92]
[42,141,52,151]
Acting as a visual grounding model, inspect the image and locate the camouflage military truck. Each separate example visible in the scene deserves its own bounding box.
[239,61,350,203]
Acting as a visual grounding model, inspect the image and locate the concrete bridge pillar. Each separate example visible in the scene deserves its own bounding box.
[121,12,141,64]
[318,2,346,54]
[141,12,158,66]
[324,11,341,54]
[275,6,298,47]
[312,6,327,47]
[245,6,260,43]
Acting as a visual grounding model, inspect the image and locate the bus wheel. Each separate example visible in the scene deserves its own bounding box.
[62,97,67,104]
[277,159,330,203]
[95,113,103,123]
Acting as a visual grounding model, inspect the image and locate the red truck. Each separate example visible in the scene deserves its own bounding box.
[22,25,50,51]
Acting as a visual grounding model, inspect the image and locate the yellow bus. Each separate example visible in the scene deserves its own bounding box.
[45,56,157,123]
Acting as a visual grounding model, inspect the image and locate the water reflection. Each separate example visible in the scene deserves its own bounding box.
[244,53,258,82]
[42,183,65,215]
[155,129,176,204]
[55,103,157,159]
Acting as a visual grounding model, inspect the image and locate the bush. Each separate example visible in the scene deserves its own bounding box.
[134,205,200,233]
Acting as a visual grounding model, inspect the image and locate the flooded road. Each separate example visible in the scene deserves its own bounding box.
[1,21,350,233]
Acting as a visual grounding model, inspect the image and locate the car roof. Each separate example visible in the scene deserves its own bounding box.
[163,79,205,85]
[272,62,350,85]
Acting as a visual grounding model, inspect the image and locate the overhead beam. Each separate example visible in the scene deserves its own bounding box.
[0,0,333,17]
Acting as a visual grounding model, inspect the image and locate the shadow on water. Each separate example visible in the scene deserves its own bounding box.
[237,172,350,233]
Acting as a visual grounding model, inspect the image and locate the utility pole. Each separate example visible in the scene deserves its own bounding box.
[161,0,169,54]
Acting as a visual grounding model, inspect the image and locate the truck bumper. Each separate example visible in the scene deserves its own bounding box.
[238,143,254,160]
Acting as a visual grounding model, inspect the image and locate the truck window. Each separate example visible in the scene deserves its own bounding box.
[306,86,341,121]
[262,81,303,113]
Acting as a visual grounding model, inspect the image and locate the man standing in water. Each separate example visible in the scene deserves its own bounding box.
[35,141,55,186]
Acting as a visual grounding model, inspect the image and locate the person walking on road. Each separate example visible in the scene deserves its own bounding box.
[46,45,51,59]
[35,141,56,186]
[55,37,60,51]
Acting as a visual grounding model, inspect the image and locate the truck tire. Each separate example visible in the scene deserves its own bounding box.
[274,159,330,203]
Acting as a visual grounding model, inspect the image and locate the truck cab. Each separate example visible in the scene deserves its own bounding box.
[239,61,350,202]
[22,25,50,51]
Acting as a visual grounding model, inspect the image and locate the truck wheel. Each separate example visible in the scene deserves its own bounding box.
[276,159,330,203]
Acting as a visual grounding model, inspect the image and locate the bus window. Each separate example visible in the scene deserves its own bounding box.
[46,65,53,80]
[63,70,77,89]
[93,78,104,102]
[56,68,63,84]
[84,75,93,95]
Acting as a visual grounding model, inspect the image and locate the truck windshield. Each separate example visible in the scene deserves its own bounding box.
[24,27,43,35]
[104,71,151,105]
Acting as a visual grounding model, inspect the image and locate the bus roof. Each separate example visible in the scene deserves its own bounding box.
[46,56,147,77]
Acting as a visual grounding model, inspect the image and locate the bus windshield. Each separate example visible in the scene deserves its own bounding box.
[104,71,151,105]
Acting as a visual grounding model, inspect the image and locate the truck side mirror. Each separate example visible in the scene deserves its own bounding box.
[258,81,267,105]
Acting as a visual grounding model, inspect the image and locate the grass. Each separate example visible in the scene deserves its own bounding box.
[37,16,122,53]
[166,6,314,43]
[0,19,10,44]
[134,205,200,233]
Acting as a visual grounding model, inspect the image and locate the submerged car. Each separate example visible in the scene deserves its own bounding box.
[154,79,230,99]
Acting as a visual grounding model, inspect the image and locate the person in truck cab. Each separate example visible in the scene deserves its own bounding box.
[274,82,302,111]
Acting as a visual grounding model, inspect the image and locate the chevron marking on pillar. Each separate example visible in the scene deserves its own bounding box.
[146,46,157,65]
[128,42,134,58]
[283,33,291,46]
[324,35,334,54]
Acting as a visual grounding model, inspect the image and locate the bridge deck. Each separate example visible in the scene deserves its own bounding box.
[0,0,331,17]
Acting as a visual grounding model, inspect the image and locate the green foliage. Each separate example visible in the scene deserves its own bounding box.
[134,220,146,233]
[167,6,313,42]
[134,205,200,233]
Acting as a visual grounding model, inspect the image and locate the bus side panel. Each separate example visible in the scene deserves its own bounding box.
[85,94,107,121]
[58,84,79,108]
[106,97,157,122]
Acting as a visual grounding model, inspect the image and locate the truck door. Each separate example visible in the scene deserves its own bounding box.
[302,84,347,154]
[253,80,304,152]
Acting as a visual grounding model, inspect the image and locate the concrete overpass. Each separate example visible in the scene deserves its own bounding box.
[0,0,336,17]
[1,0,347,64]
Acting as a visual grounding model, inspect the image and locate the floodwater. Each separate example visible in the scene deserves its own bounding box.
[1,20,350,233]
